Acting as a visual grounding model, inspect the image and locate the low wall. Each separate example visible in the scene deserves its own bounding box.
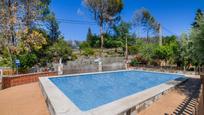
[2,72,57,89]
[63,63,125,74]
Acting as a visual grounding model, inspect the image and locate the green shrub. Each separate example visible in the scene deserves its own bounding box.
[153,45,173,60]
[71,54,78,60]
[128,46,139,55]
[79,42,90,49]
[18,53,37,73]
[82,48,95,56]
[139,43,157,64]
[46,38,72,62]
[130,59,139,67]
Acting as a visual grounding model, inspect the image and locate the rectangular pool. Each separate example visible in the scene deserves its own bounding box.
[40,70,187,115]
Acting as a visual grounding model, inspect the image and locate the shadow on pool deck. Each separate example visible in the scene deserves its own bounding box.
[138,77,202,115]
[171,78,201,115]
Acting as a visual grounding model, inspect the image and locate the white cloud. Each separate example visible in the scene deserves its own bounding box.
[77,8,84,16]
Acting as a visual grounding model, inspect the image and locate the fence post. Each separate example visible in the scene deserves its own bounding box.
[200,73,204,115]
[0,69,3,77]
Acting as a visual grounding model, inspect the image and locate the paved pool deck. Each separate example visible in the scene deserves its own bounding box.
[0,75,201,115]
[0,83,49,115]
[138,75,202,115]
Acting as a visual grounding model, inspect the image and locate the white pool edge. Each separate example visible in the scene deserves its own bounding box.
[39,70,189,115]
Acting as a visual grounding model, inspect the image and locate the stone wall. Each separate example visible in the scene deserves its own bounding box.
[2,72,57,89]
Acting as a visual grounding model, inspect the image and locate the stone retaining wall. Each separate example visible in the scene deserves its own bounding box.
[2,72,57,89]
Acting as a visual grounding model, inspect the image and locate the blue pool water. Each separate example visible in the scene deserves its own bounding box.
[49,70,184,111]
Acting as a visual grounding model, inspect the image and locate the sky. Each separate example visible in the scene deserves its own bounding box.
[50,0,204,41]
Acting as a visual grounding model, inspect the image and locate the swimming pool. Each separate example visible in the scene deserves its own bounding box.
[39,70,187,115]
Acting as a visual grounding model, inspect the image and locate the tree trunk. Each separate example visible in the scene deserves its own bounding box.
[100,24,104,57]
[25,0,31,28]
[6,47,13,73]
[159,25,162,46]
[8,0,15,46]
[125,36,128,69]
[146,30,149,43]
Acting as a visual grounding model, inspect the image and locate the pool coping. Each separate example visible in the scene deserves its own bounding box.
[39,70,188,115]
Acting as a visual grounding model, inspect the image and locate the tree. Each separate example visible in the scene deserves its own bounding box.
[179,33,192,70]
[84,0,124,56]
[15,29,48,71]
[0,0,61,69]
[190,10,204,66]
[0,0,52,66]
[140,43,156,65]
[18,53,37,73]
[0,0,19,67]
[46,12,60,42]
[17,29,47,53]
[0,47,13,67]
[113,21,131,64]
[113,21,131,39]
[86,27,93,43]
[46,38,72,63]
[105,38,123,49]
[21,0,51,29]
[153,45,173,62]
[132,8,160,43]
[192,9,204,29]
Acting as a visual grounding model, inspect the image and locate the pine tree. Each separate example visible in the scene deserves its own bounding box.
[46,12,60,42]
[84,0,124,56]
[190,9,204,66]
[86,27,93,43]
[192,9,204,29]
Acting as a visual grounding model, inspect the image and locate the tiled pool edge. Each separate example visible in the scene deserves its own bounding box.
[39,71,188,115]
[39,77,82,115]
[88,77,188,115]
[117,78,187,115]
